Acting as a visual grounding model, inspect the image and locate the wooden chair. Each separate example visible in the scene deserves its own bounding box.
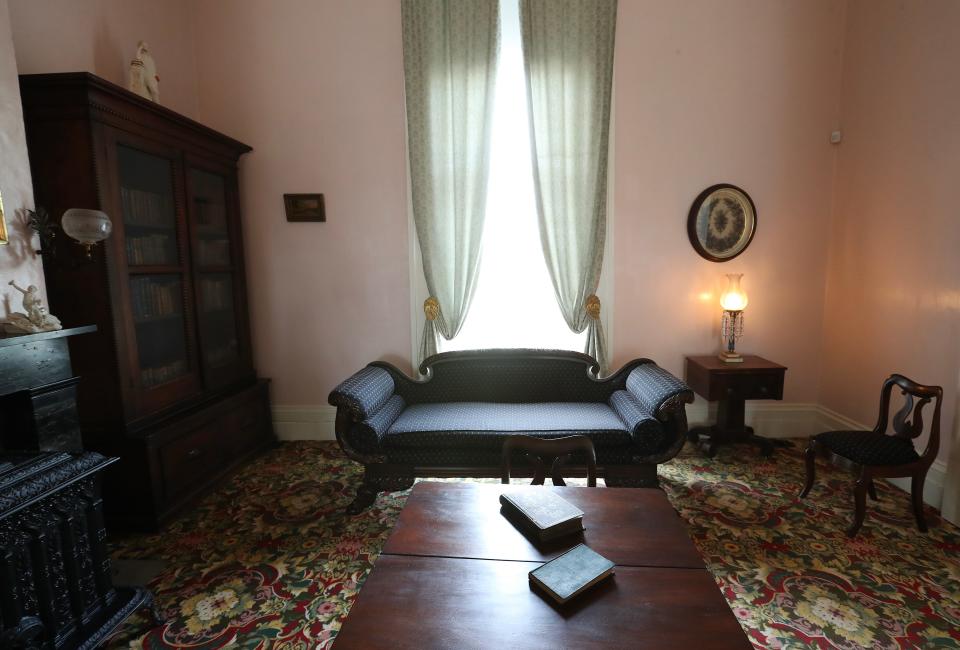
[799,374,942,537]
[500,435,597,487]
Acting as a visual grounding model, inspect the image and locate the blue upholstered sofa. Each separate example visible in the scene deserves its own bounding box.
[328,349,694,513]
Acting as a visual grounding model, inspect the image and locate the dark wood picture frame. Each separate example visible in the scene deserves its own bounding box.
[284,193,326,222]
[687,183,757,262]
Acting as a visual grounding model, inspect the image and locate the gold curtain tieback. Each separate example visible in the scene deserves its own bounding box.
[424,296,440,321]
[585,294,601,320]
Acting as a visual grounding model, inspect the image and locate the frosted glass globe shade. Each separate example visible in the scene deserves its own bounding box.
[61,209,112,245]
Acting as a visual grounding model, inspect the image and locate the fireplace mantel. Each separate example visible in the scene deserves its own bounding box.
[0,324,96,451]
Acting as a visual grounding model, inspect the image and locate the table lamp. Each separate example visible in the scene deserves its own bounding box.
[719,273,747,363]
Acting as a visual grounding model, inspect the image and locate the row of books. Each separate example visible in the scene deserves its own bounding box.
[127,234,173,266]
[131,277,180,320]
[201,278,231,311]
[500,490,614,605]
[141,359,187,387]
[205,340,238,367]
[197,239,230,266]
[193,200,227,227]
[121,187,173,227]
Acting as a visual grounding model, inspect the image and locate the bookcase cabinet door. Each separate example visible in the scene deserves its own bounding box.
[186,160,254,390]
[102,129,203,417]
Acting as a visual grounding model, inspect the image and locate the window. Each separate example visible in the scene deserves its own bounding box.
[441,0,588,353]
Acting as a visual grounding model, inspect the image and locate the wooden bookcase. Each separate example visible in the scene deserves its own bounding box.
[19,72,275,530]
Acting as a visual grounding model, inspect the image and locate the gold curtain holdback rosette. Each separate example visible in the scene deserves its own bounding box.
[585,294,601,320]
[423,296,440,321]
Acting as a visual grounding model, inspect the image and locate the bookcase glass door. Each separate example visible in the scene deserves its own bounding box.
[190,169,231,267]
[188,166,244,385]
[118,146,178,266]
[130,275,190,387]
[117,145,192,390]
[198,273,239,370]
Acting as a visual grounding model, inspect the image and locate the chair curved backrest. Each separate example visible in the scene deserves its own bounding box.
[873,374,943,463]
[500,435,597,487]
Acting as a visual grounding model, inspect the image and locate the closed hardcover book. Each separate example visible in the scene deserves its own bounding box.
[529,544,615,604]
[499,491,584,542]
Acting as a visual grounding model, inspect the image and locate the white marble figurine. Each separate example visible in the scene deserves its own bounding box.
[4,281,62,334]
[129,41,160,102]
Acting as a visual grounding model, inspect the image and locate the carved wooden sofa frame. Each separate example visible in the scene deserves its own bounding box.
[329,349,695,514]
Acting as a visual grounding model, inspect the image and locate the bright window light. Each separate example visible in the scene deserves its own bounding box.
[441,0,586,353]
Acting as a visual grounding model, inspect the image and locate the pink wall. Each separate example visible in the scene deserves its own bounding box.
[8,0,199,118]
[820,0,960,466]
[611,0,845,400]
[15,0,949,437]
[0,0,43,319]
[186,0,847,406]
[191,0,413,405]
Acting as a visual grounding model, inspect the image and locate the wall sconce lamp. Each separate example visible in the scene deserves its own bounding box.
[719,273,748,363]
[61,208,112,259]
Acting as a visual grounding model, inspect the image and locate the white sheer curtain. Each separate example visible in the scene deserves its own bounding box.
[402,0,501,366]
[521,0,617,374]
[442,0,586,353]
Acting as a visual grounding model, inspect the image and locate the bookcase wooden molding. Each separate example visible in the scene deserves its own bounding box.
[19,72,275,530]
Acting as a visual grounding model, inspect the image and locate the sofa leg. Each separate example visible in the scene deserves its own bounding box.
[346,484,379,515]
[345,464,416,515]
[604,464,659,488]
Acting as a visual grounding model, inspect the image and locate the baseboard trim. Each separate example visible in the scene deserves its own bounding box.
[272,405,337,441]
[686,397,823,440]
[271,401,947,511]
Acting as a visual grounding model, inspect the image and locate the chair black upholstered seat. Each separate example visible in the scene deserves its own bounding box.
[815,430,920,466]
[800,373,943,537]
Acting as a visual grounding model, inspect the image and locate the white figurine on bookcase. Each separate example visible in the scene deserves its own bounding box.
[129,41,160,102]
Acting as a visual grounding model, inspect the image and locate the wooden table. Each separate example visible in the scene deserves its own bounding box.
[335,482,750,649]
[685,354,789,456]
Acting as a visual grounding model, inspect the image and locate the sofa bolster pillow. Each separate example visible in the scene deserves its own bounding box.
[625,363,693,420]
[328,366,395,419]
[609,390,665,445]
[351,395,406,453]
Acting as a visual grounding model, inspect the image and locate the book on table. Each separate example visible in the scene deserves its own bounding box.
[499,490,584,543]
[529,544,615,605]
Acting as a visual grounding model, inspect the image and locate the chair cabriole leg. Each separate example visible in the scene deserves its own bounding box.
[799,440,817,498]
[911,470,928,533]
[847,472,869,537]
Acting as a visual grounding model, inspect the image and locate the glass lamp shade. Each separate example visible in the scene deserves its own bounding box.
[62,208,112,259]
[719,273,748,312]
[61,209,112,245]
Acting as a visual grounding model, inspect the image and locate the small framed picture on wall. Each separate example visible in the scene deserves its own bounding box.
[284,193,326,222]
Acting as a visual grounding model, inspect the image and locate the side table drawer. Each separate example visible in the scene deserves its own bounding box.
[712,372,784,401]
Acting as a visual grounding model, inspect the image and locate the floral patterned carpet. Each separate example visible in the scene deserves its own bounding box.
[107,440,960,649]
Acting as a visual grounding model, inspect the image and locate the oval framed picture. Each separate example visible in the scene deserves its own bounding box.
[687,184,757,262]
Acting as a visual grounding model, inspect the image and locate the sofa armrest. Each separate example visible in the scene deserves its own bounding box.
[625,363,694,421]
[351,395,406,453]
[609,390,667,449]
[328,366,396,420]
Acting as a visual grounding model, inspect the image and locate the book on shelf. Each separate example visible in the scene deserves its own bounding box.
[130,277,179,320]
[499,490,584,543]
[120,186,173,227]
[126,233,172,265]
[529,544,615,605]
[201,278,231,311]
[141,359,188,387]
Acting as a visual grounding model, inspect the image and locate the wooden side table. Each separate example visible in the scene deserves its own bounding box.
[684,355,788,457]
